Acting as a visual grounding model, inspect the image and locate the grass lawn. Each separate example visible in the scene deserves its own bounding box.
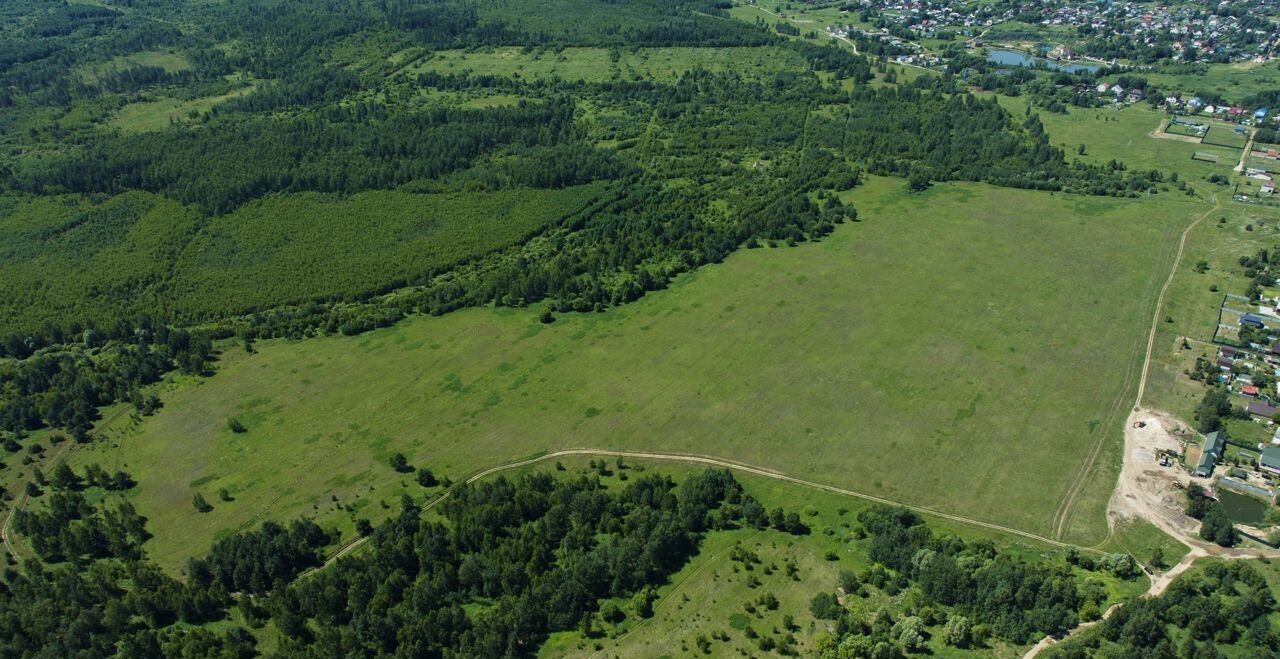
[1201,125,1249,150]
[75,177,1201,571]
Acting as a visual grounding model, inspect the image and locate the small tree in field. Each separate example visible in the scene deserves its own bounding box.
[192,493,213,513]
[416,468,438,487]
[389,452,411,473]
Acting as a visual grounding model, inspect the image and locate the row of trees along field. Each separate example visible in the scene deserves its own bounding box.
[0,468,814,658]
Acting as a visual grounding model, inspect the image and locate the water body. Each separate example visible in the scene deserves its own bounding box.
[986,49,1100,74]
[1218,489,1269,525]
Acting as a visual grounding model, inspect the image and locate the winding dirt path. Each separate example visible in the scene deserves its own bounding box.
[301,448,1094,578]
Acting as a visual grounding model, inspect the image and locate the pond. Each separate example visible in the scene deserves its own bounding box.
[985,49,1100,74]
[1218,489,1270,525]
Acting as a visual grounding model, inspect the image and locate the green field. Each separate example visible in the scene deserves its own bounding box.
[1143,202,1280,420]
[109,84,258,133]
[0,184,604,333]
[1202,125,1249,149]
[407,46,804,83]
[998,102,1240,190]
[1107,60,1280,106]
[76,49,193,83]
[71,176,1201,571]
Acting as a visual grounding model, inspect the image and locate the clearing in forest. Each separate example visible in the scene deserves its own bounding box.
[82,177,1201,571]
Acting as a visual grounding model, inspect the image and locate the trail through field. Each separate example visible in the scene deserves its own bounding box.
[1236,130,1256,173]
[1049,198,1217,541]
[1,433,78,562]
[301,448,1094,579]
[1026,195,1280,657]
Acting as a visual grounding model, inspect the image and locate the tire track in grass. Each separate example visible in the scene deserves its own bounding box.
[1050,198,1218,541]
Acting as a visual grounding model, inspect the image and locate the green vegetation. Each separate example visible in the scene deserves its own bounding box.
[1142,203,1280,420]
[408,46,806,83]
[1103,517,1190,572]
[3,2,1268,655]
[0,186,602,335]
[1044,559,1280,658]
[62,177,1198,571]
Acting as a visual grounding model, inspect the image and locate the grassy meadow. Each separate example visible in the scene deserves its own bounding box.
[71,176,1203,571]
[109,84,258,133]
[1104,60,1280,107]
[1142,202,1280,419]
[994,100,1240,192]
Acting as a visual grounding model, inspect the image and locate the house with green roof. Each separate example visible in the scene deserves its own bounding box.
[1195,431,1225,477]
[1261,446,1280,476]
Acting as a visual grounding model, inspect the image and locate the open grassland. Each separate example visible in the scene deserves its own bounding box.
[72,177,1202,571]
[0,184,604,334]
[408,46,804,83]
[75,49,193,83]
[534,457,1146,659]
[1143,202,1280,419]
[109,84,257,133]
[996,99,1239,193]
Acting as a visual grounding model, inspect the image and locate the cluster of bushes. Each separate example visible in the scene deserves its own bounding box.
[812,505,1138,657]
[1045,561,1278,657]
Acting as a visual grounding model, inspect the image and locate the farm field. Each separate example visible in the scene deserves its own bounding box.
[75,176,1200,571]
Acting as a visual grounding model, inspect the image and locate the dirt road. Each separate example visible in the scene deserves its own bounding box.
[301,447,1091,578]
[1236,130,1256,173]
[1050,199,1216,540]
